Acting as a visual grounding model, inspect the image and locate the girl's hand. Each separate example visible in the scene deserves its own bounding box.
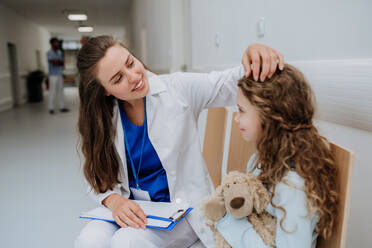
[242,44,284,82]
[103,193,147,229]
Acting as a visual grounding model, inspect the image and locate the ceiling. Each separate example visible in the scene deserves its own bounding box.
[1,0,133,40]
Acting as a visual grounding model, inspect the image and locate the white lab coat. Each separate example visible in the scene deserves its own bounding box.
[88,65,245,247]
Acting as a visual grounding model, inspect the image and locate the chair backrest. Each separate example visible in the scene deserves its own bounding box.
[202,107,228,188]
[202,107,354,248]
[316,143,354,248]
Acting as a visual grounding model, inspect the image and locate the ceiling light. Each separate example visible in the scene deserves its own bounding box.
[78,26,93,32]
[68,14,87,21]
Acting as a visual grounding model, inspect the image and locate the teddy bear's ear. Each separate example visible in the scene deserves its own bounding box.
[251,177,270,214]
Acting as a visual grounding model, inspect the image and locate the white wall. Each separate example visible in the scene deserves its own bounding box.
[131,0,188,74]
[131,0,172,73]
[189,0,372,70]
[293,59,372,133]
[0,3,50,111]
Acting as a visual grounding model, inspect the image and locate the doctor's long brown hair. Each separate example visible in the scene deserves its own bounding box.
[238,64,338,239]
[77,36,121,194]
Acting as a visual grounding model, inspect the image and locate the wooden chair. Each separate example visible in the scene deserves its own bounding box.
[316,143,354,248]
[202,107,354,248]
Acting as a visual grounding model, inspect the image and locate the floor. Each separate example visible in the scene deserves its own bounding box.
[0,87,96,248]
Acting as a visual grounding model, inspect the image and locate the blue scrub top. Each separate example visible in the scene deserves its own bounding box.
[47,49,63,76]
[118,100,170,202]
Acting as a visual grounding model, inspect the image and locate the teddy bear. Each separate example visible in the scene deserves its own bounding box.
[200,171,276,247]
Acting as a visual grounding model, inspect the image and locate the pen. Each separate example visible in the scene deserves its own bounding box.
[169,209,187,222]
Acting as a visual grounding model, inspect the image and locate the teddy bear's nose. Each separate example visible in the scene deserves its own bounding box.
[230,197,245,209]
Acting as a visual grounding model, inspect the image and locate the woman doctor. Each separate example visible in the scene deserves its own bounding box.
[74,35,284,248]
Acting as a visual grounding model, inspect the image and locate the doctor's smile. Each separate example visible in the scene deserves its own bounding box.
[132,79,145,92]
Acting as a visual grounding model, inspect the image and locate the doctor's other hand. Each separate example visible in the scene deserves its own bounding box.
[102,193,147,229]
[242,43,284,82]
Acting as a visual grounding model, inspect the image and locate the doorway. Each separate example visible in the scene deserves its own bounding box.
[7,43,21,107]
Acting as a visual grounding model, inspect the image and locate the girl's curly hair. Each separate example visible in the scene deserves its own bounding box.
[238,64,338,239]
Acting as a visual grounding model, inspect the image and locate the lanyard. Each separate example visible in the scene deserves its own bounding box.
[123,97,147,189]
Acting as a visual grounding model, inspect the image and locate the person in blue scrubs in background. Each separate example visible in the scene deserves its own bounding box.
[47,37,69,114]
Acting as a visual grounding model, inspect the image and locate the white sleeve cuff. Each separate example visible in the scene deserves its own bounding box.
[88,185,123,205]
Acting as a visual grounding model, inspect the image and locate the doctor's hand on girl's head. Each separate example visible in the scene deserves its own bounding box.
[242,43,284,82]
[102,193,147,229]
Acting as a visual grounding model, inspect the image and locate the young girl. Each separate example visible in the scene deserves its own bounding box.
[74,35,283,248]
[216,64,338,247]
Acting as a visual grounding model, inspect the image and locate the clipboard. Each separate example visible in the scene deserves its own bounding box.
[145,207,193,230]
[79,200,193,231]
